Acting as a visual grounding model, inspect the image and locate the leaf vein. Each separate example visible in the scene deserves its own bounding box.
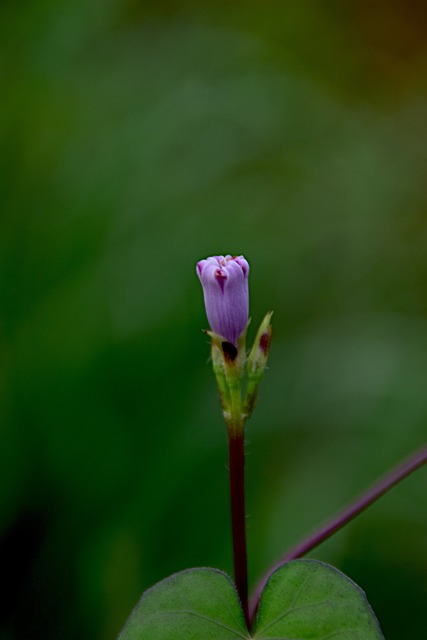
[143,609,249,638]
[258,598,336,633]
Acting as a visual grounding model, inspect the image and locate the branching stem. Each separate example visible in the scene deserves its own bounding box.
[249,444,427,624]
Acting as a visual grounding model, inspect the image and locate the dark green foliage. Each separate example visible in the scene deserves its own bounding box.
[1,1,426,639]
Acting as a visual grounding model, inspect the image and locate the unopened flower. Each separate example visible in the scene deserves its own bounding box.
[196,255,249,347]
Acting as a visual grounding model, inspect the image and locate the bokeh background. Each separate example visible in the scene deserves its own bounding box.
[1,1,427,638]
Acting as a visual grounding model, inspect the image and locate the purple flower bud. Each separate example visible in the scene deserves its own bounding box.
[196,255,249,346]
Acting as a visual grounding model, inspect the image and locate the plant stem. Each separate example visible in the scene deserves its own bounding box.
[228,429,249,628]
[249,444,427,624]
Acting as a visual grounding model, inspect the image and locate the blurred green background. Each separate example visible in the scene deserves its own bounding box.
[1,1,427,638]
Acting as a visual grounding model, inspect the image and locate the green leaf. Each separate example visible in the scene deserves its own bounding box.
[118,561,384,639]
[252,559,384,639]
[117,567,250,640]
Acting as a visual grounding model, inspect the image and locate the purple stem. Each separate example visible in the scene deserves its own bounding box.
[228,431,250,628]
[249,444,427,624]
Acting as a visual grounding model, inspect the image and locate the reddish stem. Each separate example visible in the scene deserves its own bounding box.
[249,444,427,624]
[228,430,249,628]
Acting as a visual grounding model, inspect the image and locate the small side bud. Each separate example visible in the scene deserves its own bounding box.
[247,311,273,380]
[244,311,273,418]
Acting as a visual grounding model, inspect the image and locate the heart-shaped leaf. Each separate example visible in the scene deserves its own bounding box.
[118,567,250,639]
[117,561,384,639]
[252,559,384,639]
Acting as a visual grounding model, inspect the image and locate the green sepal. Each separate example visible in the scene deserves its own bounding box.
[206,324,249,434]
